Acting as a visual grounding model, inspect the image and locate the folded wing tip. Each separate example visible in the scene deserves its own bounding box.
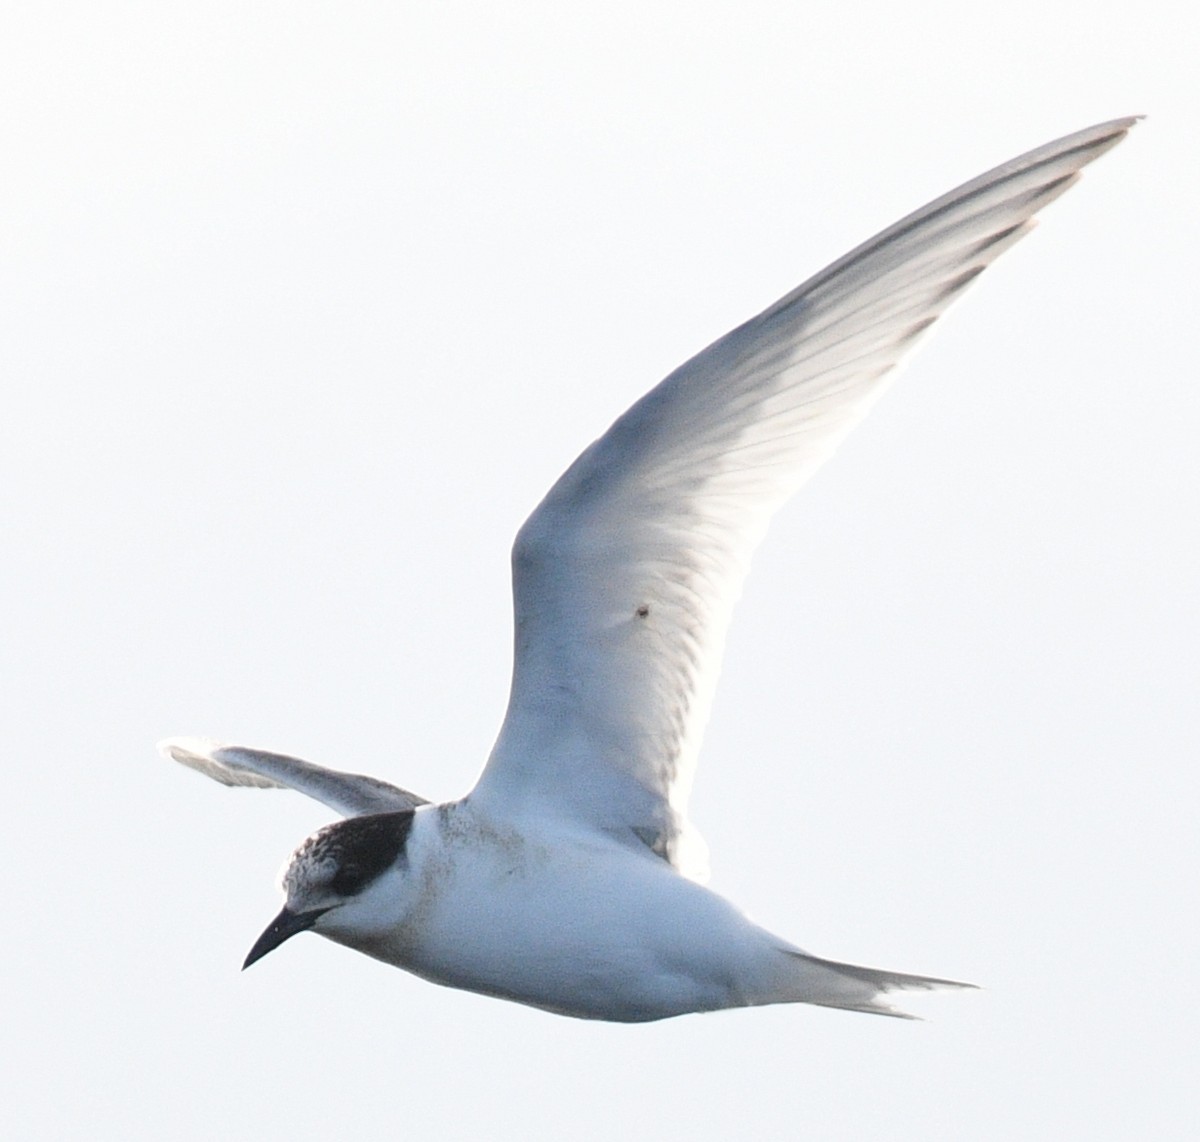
[158,736,222,764]
[158,736,283,790]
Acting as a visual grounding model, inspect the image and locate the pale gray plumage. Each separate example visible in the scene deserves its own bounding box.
[163,117,1136,1022]
[469,117,1136,879]
[162,739,428,816]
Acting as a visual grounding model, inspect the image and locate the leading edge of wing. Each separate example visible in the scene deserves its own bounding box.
[160,737,429,817]
[468,118,1137,874]
[759,116,1138,327]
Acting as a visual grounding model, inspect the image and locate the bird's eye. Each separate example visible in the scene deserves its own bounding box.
[331,862,366,895]
[313,811,415,897]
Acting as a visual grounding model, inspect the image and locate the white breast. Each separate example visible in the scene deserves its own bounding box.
[373,802,784,1021]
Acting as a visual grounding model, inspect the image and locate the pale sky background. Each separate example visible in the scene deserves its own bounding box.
[3,3,1196,1139]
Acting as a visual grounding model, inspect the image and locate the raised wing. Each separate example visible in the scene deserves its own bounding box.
[160,738,429,817]
[469,118,1136,877]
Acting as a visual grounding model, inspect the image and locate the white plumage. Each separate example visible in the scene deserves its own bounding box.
[164,117,1135,1021]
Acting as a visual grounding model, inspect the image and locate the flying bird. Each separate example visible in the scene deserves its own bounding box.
[163,117,1135,1021]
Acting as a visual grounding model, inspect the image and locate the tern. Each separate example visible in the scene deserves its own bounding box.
[164,118,1134,1021]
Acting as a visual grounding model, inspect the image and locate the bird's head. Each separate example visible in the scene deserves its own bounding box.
[243,809,418,968]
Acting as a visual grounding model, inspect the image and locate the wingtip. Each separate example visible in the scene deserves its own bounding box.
[158,736,222,764]
[1081,114,1142,136]
[1085,114,1143,150]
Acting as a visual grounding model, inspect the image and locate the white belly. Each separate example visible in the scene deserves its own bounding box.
[349,804,786,1022]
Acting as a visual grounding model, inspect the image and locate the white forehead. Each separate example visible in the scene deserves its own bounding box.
[277,832,339,896]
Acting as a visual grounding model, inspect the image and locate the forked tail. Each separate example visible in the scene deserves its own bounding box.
[776,949,976,1019]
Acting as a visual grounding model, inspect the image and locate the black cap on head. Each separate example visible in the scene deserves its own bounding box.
[243,810,418,970]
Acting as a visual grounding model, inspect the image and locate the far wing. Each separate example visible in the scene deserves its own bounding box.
[160,738,429,817]
[469,118,1136,878]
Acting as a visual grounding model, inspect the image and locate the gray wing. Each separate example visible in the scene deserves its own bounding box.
[469,118,1137,879]
[160,738,429,817]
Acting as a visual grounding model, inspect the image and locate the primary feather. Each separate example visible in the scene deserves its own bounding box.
[470,117,1136,879]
